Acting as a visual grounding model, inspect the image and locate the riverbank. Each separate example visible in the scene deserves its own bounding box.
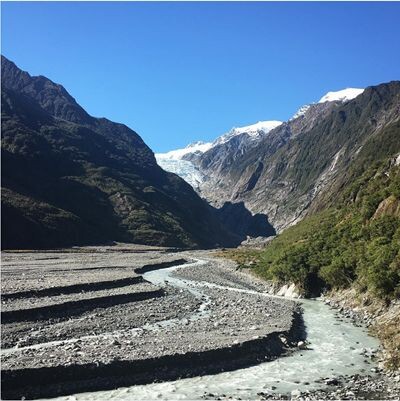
[47,276,382,401]
[324,288,400,371]
[214,249,400,400]
[307,289,400,400]
[2,245,394,400]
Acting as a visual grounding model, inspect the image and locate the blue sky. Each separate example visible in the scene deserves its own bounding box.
[2,2,400,152]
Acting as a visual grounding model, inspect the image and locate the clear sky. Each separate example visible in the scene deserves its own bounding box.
[2,2,400,152]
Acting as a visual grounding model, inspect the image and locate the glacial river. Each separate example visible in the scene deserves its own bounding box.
[56,258,379,400]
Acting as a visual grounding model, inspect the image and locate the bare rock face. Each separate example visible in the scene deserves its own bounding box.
[372,195,400,219]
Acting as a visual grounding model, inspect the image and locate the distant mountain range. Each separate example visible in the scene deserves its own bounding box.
[156,121,283,190]
[156,89,363,192]
[2,55,399,250]
[156,84,400,232]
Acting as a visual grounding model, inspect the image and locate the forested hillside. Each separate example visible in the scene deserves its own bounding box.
[1,56,239,249]
[225,151,400,301]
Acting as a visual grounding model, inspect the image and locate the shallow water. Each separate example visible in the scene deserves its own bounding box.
[54,258,379,400]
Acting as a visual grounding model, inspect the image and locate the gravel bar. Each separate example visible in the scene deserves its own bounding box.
[1,244,301,400]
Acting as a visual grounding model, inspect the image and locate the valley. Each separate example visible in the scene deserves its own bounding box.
[1,244,298,399]
[3,245,396,400]
[1,55,399,401]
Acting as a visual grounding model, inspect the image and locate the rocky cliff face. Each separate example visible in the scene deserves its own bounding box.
[1,56,240,249]
[156,121,282,198]
[190,102,338,209]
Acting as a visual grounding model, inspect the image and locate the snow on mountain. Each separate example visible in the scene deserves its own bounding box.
[290,104,311,120]
[290,88,364,121]
[156,121,282,189]
[155,141,213,160]
[231,120,283,136]
[156,120,282,162]
[318,88,364,103]
[155,142,212,189]
[213,120,283,146]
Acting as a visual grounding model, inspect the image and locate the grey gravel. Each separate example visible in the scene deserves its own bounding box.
[1,245,298,372]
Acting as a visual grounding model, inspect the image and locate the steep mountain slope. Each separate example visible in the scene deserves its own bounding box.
[157,84,398,237]
[1,56,239,249]
[156,121,282,194]
[229,82,400,231]
[177,83,397,232]
[252,148,400,297]
[219,83,400,360]
[221,107,400,300]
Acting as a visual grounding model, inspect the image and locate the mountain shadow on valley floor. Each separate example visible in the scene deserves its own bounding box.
[215,201,276,241]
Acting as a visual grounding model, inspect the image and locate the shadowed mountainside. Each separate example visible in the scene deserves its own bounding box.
[1,56,244,249]
[215,202,275,239]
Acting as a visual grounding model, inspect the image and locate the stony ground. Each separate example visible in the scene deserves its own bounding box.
[173,250,276,293]
[1,244,299,400]
[4,245,397,400]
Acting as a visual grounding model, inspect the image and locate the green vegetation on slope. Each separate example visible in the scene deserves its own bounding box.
[219,161,400,370]
[217,90,400,370]
[1,56,239,249]
[222,160,400,301]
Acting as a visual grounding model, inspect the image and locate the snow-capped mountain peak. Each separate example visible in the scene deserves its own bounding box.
[318,88,364,103]
[233,120,283,135]
[185,141,209,149]
[290,88,364,121]
[213,120,282,146]
[233,120,282,136]
[155,120,282,189]
[155,141,212,160]
[156,120,282,161]
[290,104,311,121]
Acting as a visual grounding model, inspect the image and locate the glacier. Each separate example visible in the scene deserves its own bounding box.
[155,155,205,190]
[155,121,282,188]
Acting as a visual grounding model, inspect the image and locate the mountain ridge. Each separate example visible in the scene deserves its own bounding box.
[156,81,399,233]
[156,86,364,164]
[1,56,242,249]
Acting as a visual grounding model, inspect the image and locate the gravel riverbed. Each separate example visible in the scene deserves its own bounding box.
[3,245,396,400]
[1,245,300,400]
